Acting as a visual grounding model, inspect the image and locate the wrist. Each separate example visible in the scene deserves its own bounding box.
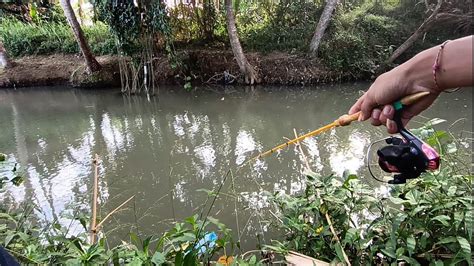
[399,48,441,93]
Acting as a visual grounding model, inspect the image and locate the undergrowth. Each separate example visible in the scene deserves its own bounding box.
[0,17,116,57]
[268,118,473,265]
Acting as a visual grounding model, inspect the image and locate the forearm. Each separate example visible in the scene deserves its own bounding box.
[399,36,473,91]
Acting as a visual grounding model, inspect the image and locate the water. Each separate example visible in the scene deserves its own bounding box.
[0,84,472,249]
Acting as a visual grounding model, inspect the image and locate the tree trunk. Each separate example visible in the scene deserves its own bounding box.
[388,0,443,63]
[225,0,259,85]
[309,0,339,56]
[60,0,101,73]
[0,41,13,69]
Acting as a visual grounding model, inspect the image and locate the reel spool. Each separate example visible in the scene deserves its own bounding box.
[366,111,440,184]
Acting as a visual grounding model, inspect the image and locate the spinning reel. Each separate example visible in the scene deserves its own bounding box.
[367,107,440,184]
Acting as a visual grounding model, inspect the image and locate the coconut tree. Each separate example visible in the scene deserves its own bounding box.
[309,0,339,56]
[224,0,259,85]
[0,41,13,69]
[60,0,101,73]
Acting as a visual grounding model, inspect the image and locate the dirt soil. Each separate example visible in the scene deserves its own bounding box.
[0,50,338,88]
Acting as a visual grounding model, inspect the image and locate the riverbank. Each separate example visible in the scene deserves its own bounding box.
[0,50,339,89]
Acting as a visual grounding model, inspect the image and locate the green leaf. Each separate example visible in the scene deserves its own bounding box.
[396,247,405,257]
[334,243,346,263]
[406,236,416,255]
[342,173,358,190]
[389,197,408,205]
[0,213,17,224]
[343,228,358,244]
[381,248,396,259]
[151,252,166,265]
[405,189,421,205]
[399,255,420,265]
[70,239,85,254]
[446,186,458,197]
[249,255,257,264]
[436,236,457,245]
[464,209,473,237]
[174,250,183,266]
[10,175,24,186]
[4,233,17,247]
[456,237,471,259]
[411,205,428,216]
[445,143,457,154]
[183,251,196,265]
[130,232,141,247]
[453,211,463,230]
[431,215,450,227]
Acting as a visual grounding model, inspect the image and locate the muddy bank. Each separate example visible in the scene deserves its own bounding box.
[0,50,340,88]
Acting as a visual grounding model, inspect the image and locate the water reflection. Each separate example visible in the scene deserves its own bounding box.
[0,85,471,249]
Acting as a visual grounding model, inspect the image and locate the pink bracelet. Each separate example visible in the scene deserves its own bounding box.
[432,40,450,91]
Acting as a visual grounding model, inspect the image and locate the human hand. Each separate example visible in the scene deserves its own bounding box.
[348,66,440,134]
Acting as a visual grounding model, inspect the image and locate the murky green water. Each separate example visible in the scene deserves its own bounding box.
[0,84,472,249]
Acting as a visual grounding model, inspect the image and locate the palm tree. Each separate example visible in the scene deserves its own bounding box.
[0,40,13,69]
[309,0,339,56]
[224,0,259,85]
[60,0,101,73]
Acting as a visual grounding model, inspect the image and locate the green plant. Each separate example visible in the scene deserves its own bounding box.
[0,17,116,57]
[269,118,473,264]
[0,202,260,265]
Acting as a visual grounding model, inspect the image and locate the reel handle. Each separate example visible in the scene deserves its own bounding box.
[336,91,430,127]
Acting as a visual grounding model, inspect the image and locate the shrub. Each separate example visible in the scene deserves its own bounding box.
[0,17,116,57]
[269,119,473,265]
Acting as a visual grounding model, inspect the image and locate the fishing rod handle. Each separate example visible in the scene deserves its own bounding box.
[336,91,430,127]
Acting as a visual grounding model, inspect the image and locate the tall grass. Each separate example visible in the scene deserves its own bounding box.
[0,18,116,57]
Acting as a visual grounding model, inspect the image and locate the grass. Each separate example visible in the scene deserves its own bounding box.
[0,18,116,57]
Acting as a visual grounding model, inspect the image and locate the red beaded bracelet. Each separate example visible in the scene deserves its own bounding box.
[432,40,450,91]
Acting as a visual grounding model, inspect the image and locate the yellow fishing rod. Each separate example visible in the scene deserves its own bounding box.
[249,91,430,162]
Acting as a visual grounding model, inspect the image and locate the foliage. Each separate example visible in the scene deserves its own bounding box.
[238,1,322,52]
[0,205,262,265]
[0,17,116,57]
[0,155,25,190]
[93,0,172,55]
[268,119,473,265]
[319,5,400,78]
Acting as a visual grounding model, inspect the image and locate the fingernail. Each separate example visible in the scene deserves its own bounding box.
[383,105,393,116]
[358,114,365,121]
[386,119,395,132]
[372,109,381,120]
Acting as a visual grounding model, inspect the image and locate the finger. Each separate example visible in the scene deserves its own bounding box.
[399,92,439,126]
[386,119,398,134]
[360,94,378,121]
[382,105,394,120]
[349,95,364,115]
[378,104,395,124]
[371,108,382,126]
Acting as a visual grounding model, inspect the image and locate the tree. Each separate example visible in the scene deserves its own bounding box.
[0,41,13,69]
[225,0,259,85]
[60,0,101,73]
[388,0,443,63]
[309,0,339,56]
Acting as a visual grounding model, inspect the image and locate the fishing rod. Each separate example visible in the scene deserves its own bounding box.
[247,90,441,184]
[250,91,431,162]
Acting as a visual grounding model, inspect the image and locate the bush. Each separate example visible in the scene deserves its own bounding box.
[268,119,473,265]
[319,6,400,78]
[0,17,116,57]
[238,1,322,52]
